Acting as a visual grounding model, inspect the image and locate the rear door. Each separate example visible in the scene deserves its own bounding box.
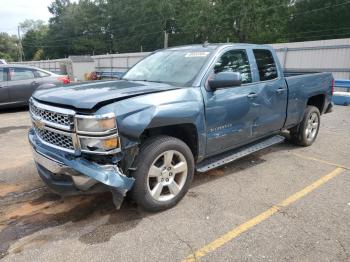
[8,67,40,104]
[250,49,288,136]
[0,67,9,105]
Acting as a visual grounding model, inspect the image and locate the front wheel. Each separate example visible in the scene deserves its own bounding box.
[130,135,194,212]
[290,105,321,146]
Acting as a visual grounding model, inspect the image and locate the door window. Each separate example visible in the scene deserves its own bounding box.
[253,49,278,81]
[213,50,252,84]
[9,68,35,81]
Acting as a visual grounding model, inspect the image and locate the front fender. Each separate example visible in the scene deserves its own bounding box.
[101,88,206,159]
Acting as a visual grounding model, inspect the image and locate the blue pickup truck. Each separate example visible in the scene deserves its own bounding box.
[28,43,334,211]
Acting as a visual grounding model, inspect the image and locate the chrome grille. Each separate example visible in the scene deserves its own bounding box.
[34,126,74,151]
[30,100,72,127]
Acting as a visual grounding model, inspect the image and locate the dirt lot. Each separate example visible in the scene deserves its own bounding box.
[0,106,349,262]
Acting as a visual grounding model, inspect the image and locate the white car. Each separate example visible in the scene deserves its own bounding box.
[0,59,7,64]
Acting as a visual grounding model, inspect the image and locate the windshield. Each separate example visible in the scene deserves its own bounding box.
[123,50,212,86]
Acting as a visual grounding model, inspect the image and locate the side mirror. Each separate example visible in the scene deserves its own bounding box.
[208,72,242,91]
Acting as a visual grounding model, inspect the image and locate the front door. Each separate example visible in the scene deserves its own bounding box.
[203,49,260,156]
[8,67,40,104]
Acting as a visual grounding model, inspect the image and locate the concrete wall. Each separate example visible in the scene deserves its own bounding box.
[14,58,68,74]
[71,61,95,81]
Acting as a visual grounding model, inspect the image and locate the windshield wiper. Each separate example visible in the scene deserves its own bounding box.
[128,79,166,84]
[124,78,179,86]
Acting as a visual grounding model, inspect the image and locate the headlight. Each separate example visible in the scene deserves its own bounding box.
[79,135,119,153]
[76,113,117,134]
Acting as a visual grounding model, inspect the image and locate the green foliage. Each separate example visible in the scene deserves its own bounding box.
[20,19,47,34]
[33,49,45,60]
[7,0,350,60]
[22,25,48,60]
[0,33,19,61]
[287,0,350,42]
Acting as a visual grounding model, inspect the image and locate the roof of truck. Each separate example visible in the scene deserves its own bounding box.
[167,43,273,51]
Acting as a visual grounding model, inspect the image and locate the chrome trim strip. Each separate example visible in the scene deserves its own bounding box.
[30,98,76,116]
[75,112,118,136]
[81,147,121,155]
[32,121,76,154]
[76,128,118,136]
[78,133,121,155]
[29,98,75,131]
[75,112,116,120]
[30,112,72,131]
[34,129,75,154]
[43,125,74,137]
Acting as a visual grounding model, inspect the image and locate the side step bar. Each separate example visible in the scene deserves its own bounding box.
[196,135,285,173]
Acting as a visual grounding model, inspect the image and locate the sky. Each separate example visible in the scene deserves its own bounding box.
[0,0,77,36]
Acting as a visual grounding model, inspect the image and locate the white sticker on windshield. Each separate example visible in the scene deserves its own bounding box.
[185,52,210,58]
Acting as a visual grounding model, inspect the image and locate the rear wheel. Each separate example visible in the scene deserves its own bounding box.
[290,105,320,146]
[130,135,194,212]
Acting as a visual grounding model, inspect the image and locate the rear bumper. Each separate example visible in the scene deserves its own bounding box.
[28,128,135,196]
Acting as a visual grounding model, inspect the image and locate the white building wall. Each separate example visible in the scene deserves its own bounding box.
[270,38,350,79]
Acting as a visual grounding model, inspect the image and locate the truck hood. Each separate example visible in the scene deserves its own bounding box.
[33,80,181,110]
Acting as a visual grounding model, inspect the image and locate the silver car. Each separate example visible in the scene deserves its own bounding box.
[0,64,70,109]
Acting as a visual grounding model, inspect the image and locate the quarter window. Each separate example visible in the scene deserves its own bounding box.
[253,49,278,81]
[36,70,50,77]
[10,68,35,81]
[213,50,252,84]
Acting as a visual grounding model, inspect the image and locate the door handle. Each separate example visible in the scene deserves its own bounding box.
[276,88,285,94]
[247,93,258,99]
[31,81,39,85]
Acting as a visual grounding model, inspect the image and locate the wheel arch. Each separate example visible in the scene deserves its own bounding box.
[141,123,200,161]
[307,94,325,114]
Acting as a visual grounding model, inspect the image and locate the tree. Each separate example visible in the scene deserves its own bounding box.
[20,19,46,34]
[288,0,350,42]
[21,21,48,60]
[0,33,19,61]
[12,0,350,60]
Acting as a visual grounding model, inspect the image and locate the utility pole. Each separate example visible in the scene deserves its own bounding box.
[164,18,176,49]
[17,26,23,62]
[164,31,169,49]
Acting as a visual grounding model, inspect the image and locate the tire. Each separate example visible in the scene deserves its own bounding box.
[130,135,194,212]
[290,105,321,146]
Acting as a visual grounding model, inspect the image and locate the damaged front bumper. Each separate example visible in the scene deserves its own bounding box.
[28,128,135,208]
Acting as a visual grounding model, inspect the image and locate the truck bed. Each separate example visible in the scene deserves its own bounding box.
[283,71,333,128]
